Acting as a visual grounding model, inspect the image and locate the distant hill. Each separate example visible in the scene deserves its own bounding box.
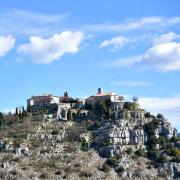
[0,99,179,179]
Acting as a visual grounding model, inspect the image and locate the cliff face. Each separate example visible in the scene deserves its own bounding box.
[0,104,179,180]
[92,108,179,179]
[93,109,176,147]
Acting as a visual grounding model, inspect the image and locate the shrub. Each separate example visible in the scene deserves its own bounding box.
[55,170,62,175]
[145,119,160,135]
[39,173,48,179]
[51,129,59,135]
[123,102,139,110]
[172,156,180,163]
[79,171,92,178]
[105,158,117,167]
[65,125,86,142]
[126,148,133,155]
[101,163,111,172]
[116,166,125,173]
[147,148,159,161]
[157,113,164,119]
[157,136,166,145]
[157,154,167,164]
[80,138,89,151]
[135,149,146,157]
[165,146,180,157]
[145,112,151,118]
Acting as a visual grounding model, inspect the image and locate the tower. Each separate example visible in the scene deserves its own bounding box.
[98,88,103,94]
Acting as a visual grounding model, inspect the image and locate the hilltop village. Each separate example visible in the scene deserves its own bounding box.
[27,88,125,121]
[0,88,179,179]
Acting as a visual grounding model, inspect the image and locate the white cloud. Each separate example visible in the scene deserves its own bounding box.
[0,35,15,57]
[10,9,69,24]
[112,80,149,87]
[139,95,180,130]
[139,96,180,111]
[153,32,180,45]
[18,31,85,64]
[84,16,180,32]
[142,42,180,72]
[99,36,130,49]
[101,55,142,68]
[102,42,180,72]
[0,9,69,36]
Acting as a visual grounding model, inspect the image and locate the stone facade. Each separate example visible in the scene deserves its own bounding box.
[86,88,124,105]
[27,94,60,107]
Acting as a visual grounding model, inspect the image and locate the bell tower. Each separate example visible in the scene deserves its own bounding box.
[98,88,103,94]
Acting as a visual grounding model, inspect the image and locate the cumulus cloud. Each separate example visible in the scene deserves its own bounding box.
[139,95,180,130]
[112,80,149,87]
[142,42,180,71]
[0,35,16,57]
[153,32,180,45]
[99,36,130,49]
[102,41,180,72]
[18,31,85,64]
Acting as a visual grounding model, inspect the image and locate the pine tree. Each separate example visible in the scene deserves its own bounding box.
[15,107,18,116]
[22,106,25,118]
[67,109,72,121]
[18,110,22,119]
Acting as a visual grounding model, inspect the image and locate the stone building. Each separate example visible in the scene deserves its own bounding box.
[57,103,71,121]
[27,94,60,107]
[86,88,124,105]
[27,94,60,113]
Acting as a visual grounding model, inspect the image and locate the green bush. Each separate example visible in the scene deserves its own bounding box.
[157,136,166,145]
[51,129,59,135]
[80,138,89,151]
[116,166,125,173]
[157,154,167,164]
[135,149,146,157]
[157,114,164,119]
[105,158,117,167]
[165,146,180,157]
[123,102,139,110]
[126,148,133,155]
[147,148,159,161]
[145,119,160,135]
[79,171,92,178]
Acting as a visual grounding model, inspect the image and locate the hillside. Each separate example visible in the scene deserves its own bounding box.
[0,100,179,180]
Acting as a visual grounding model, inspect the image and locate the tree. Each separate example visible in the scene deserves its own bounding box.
[157,113,164,119]
[132,96,138,102]
[64,91,68,98]
[147,148,159,161]
[0,112,4,120]
[123,102,139,110]
[95,100,107,116]
[106,107,112,119]
[15,107,18,116]
[0,112,4,126]
[22,106,26,118]
[67,109,72,121]
[18,110,22,119]
[145,112,151,118]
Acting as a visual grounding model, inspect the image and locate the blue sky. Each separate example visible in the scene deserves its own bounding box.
[0,0,180,130]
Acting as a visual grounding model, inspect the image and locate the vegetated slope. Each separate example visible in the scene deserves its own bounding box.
[0,104,179,180]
